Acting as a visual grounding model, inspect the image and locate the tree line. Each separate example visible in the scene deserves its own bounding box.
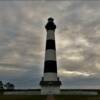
[0,81,15,90]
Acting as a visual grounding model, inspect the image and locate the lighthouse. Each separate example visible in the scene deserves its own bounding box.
[40,17,61,94]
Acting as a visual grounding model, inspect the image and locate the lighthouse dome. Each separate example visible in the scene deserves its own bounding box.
[45,17,56,30]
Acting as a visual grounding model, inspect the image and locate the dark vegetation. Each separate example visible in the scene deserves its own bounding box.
[0,95,100,100]
[0,81,15,90]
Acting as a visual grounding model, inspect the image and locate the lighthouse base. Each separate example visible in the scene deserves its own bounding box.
[40,77,61,95]
[41,86,60,95]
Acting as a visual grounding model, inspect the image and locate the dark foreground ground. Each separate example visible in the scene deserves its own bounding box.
[0,95,100,100]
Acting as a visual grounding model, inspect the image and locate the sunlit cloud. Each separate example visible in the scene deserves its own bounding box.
[58,69,95,77]
[75,37,90,47]
[96,63,100,70]
[0,66,27,72]
[66,56,84,61]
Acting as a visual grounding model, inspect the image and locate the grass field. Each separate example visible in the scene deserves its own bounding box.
[56,95,100,100]
[0,95,100,100]
[0,95,46,100]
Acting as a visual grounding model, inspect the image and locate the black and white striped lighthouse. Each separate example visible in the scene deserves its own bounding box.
[40,17,61,94]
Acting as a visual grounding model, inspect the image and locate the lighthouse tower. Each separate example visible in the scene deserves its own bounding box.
[40,17,61,94]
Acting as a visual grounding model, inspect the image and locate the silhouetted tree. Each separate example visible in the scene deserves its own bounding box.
[0,81,3,90]
[0,81,4,95]
[4,82,15,90]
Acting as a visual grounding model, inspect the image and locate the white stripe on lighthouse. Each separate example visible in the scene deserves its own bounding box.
[45,49,56,61]
[47,30,55,40]
[44,73,57,81]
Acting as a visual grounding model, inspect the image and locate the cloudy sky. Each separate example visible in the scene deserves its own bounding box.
[0,0,100,89]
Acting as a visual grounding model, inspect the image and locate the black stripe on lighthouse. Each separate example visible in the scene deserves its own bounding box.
[44,61,57,73]
[46,40,55,50]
